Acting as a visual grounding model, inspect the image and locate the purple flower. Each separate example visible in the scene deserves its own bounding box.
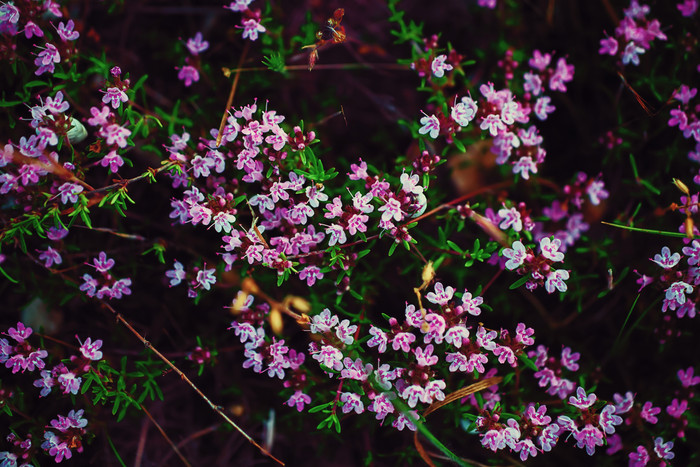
[186,31,209,54]
[640,401,661,424]
[678,366,700,387]
[57,182,83,204]
[178,65,200,86]
[285,390,311,412]
[568,386,596,409]
[38,247,62,268]
[92,251,115,272]
[654,437,675,460]
[56,19,79,41]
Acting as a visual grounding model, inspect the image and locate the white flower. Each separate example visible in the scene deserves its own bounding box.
[418,113,440,139]
[503,240,527,270]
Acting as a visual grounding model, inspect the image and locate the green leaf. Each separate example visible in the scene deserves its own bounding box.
[518,353,539,371]
[509,275,530,290]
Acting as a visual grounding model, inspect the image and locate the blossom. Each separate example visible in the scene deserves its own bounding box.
[641,401,660,424]
[678,366,700,387]
[57,183,83,204]
[568,386,596,409]
[178,65,200,86]
[186,31,209,54]
[56,20,79,41]
[195,266,216,290]
[534,96,555,120]
[539,237,564,262]
[622,41,645,66]
[513,156,538,179]
[100,150,124,172]
[418,113,440,139]
[599,36,618,55]
[34,43,60,75]
[38,247,62,268]
[665,281,693,305]
[650,246,680,268]
[678,0,698,16]
[226,0,253,11]
[286,390,311,412]
[78,337,103,360]
[425,282,454,305]
[430,54,453,78]
[654,437,675,460]
[545,269,569,293]
[240,18,266,41]
[480,113,505,136]
[165,261,186,286]
[100,123,131,148]
[502,240,527,270]
[102,87,129,109]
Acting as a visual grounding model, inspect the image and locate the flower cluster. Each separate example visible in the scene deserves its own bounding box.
[0,322,99,464]
[166,100,434,294]
[41,409,89,463]
[667,84,700,184]
[177,31,209,87]
[33,335,103,397]
[79,251,132,300]
[418,49,574,179]
[0,322,47,374]
[641,244,700,318]
[598,0,667,66]
[410,34,463,81]
[502,236,569,293]
[225,0,266,41]
[230,281,540,433]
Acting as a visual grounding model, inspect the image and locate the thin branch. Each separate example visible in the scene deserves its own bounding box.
[100,301,285,466]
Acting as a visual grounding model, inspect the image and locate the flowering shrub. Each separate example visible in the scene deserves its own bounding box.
[1,0,699,465]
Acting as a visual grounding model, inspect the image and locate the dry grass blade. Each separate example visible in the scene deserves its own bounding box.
[414,376,503,466]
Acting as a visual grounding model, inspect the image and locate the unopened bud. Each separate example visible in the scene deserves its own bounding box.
[288,296,311,313]
[269,307,283,335]
[673,178,690,195]
[241,277,259,295]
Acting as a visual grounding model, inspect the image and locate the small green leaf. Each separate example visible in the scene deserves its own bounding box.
[509,275,530,290]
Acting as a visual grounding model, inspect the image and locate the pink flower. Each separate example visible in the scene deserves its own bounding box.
[286,390,311,412]
[599,36,618,55]
[240,18,265,41]
[102,87,128,109]
[677,0,698,16]
[425,282,454,305]
[100,123,131,148]
[178,65,200,86]
[100,150,124,172]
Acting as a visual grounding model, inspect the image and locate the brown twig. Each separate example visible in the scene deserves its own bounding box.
[100,301,285,465]
[215,42,250,147]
